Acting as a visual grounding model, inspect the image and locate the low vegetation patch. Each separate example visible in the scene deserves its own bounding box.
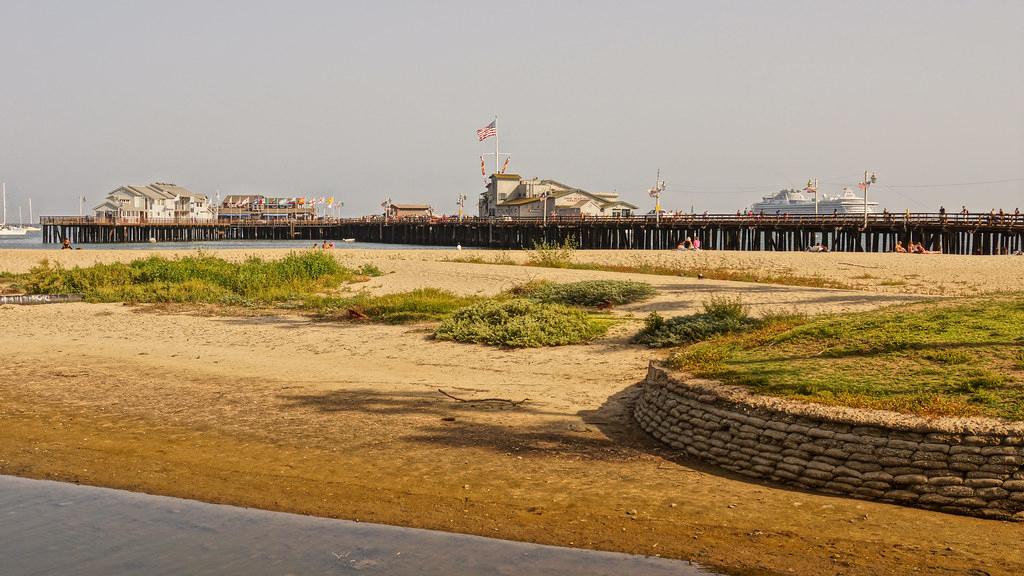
[665,295,1024,420]
[22,251,378,306]
[633,296,761,347]
[512,279,655,307]
[434,299,608,347]
[448,242,850,290]
[306,288,476,323]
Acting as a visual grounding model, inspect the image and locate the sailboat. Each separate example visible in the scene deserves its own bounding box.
[23,198,41,232]
[0,182,28,237]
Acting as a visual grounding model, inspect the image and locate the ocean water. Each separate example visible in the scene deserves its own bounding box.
[0,232,466,251]
[1,476,713,576]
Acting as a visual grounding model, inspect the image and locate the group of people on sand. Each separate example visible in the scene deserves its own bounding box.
[894,241,939,254]
[676,236,701,251]
[313,240,335,250]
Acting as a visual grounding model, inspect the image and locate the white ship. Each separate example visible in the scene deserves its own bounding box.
[749,187,877,215]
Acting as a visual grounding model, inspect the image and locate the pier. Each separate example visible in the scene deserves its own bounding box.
[40,214,1024,255]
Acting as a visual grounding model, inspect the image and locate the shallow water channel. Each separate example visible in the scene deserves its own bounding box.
[1,475,715,575]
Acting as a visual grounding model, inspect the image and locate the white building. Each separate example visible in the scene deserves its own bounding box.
[93,183,214,221]
[478,174,637,218]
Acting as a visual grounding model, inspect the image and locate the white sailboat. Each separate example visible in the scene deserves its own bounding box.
[0,182,28,237]
[24,198,41,232]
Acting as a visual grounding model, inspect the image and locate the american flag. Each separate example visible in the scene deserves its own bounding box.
[477,120,496,141]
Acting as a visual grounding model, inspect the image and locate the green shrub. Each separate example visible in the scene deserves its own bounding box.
[435,299,607,347]
[24,251,363,305]
[513,279,655,307]
[634,297,758,348]
[357,263,384,277]
[527,238,578,268]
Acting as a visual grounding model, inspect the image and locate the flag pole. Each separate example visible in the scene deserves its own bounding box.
[494,115,499,177]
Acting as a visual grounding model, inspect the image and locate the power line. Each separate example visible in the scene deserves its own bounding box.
[883,177,1024,189]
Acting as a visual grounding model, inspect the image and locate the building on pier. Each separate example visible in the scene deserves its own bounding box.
[93,183,214,221]
[386,203,433,219]
[478,174,637,218]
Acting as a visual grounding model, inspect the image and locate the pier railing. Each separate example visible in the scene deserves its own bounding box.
[39,212,1024,228]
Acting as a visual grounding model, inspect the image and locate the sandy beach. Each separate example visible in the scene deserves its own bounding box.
[2,247,1022,296]
[1,247,1023,575]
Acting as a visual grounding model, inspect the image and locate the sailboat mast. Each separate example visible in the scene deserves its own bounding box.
[29,198,33,225]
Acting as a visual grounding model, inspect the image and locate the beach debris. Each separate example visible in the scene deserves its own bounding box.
[0,294,84,305]
[437,388,529,407]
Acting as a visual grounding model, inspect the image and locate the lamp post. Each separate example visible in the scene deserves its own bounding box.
[457,193,466,222]
[382,197,392,224]
[860,171,877,227]
[648,169,666,225]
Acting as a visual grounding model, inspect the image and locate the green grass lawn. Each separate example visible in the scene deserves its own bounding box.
[667,295,1024,420]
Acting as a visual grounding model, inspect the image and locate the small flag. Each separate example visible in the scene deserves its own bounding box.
[477,120,496,141]
[327,196,335,207]
[857,182,868,191]
[500,156,510,174]
[480,156,486,176]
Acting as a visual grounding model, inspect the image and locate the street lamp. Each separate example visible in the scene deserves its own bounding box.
[457,193,466,222]
[860,171,877,227]
[648,169,666,225]
[381,197,392,224]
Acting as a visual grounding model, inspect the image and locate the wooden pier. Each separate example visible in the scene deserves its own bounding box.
[40,214,1024,255]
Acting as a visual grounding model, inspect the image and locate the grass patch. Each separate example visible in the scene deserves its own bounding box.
[512,279,655,307]
[446,249,851,290]
[664,295,1024,420]
[21,251,379,306]
[527,238,579,268]
[634,296,760,348]
[434,299,609,347]
[306,288,476,323]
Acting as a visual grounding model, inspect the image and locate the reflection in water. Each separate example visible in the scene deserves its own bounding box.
[1,476,715,575]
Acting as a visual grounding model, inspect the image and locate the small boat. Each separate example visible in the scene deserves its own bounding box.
[23,198,41,232]
[342,238,356,243]
[0,183,27,237]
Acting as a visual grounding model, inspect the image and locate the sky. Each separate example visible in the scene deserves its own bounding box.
[0,0,1021,218]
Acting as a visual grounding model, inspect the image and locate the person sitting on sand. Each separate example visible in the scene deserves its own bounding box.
[681,237,693,250]
[894,241,906,253]
[692,237,701,250]
[61,237,72,250]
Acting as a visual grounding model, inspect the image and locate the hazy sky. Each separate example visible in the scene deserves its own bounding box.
[1,0,1021,218]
